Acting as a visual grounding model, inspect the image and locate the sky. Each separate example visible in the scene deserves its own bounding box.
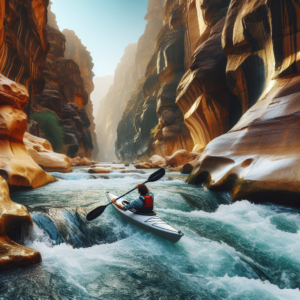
[51,0,148,78]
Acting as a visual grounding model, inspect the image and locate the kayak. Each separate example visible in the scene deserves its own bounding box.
[106,192,184,243]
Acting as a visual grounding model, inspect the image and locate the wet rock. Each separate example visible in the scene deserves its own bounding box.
[0,177,42,270]
[71,156,92,166]
[134,162,153,169]
[181,159,198,174]
[125,163,130,166]
[169,165,183,172]
[111,167,125,170]
[88,167,110,174]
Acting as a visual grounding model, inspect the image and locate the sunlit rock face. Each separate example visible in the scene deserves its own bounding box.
[0,176,42,270]
[63,29,99,159]
[0,0,48,94]
[24,132,72,173]
[31,3,96,159]
[176,0,241,152]
[0,77,55,188]
[188,0,300,206]
[96,44,137,162]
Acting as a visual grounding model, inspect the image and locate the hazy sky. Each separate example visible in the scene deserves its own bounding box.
[51,0,148,77]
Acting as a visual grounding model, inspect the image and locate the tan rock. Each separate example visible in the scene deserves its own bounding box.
[88,167,110,174]
[149,155,167,167]
[134,162,153,169]
[24,132,72,173]
[71,156,92,166]
[0,105,55,188]
[166,150,194,166]
[111,167,125,170]
[125,163,130,166]
[0,176,42,270]
[169,165,183,172]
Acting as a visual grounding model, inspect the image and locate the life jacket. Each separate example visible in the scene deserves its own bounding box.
[138,194,154,213]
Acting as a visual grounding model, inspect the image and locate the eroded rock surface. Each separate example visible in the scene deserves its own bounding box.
[0,177,42,270]
[188,0,300,206]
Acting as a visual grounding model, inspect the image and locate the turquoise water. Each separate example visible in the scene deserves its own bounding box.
[0,167,300,299]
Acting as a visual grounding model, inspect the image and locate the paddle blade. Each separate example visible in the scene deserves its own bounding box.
[147,168,165,183]
[86,205,107,221]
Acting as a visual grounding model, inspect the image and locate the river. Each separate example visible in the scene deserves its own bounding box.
[0,166,300,299]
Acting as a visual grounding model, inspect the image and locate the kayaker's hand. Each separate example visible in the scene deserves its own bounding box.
[136,184,140,188]
[112,198,116,203]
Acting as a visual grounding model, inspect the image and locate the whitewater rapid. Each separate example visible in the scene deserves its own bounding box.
[0,166,299,299]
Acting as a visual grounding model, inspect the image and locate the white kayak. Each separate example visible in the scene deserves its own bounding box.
[106,192,184,243]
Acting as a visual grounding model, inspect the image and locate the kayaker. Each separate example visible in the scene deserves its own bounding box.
[112,184,154,213]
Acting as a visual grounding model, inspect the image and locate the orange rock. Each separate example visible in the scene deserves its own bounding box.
[134,162,153,169]
[125,163,130,166]
[169,165,183,172]
[0,177,42,270]
[111,167,125,170]
[71,156,92,166]
[24,132,72,173]
[88,167,110,174]
[166,150,194,166]
[0,105,55,188]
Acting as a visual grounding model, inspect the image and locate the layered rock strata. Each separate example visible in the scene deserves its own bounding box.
[63,29,99,159]
[30,4,96,159]
[0,177,42,270]
[115,0,167,162]
[188,0,300,206]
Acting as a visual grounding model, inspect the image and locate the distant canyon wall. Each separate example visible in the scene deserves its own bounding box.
[29,3,98,159]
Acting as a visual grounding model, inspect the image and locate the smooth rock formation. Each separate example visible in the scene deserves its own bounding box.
[166,150,194,167]
[149,155,167,167]
[188,0,300,207]
[0,176,42,270]
[88,167,110,174]
[0,77,55,188]
[24,132,72,173]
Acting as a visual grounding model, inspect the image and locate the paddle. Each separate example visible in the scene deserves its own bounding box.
[86,168,166,221]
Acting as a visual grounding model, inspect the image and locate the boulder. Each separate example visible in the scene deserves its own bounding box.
[111,167,125,170]
[0,177,42,270]
[134,162,153,169]
[125,163,130,166]
[88,167,110,174]
[24,132,72,173]
[181,159,198,174]
[166,150,194,166]
[71,156,92,166]
[169,165,183,172]
[149,155,167,167]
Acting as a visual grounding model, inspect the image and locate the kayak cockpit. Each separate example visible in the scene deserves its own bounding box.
[121,200,156,216]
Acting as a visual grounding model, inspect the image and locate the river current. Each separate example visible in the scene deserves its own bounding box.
[0,166,300,299]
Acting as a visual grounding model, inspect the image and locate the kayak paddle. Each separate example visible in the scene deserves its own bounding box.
[86,168,166,221]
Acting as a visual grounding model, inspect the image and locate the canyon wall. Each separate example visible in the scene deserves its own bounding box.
[0,0,55,270]
[91,76,114,118]
[95,44,137,162]
[187,0,300,207]
[29,3,97,159]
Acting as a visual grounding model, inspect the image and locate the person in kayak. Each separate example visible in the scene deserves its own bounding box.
[112,184,154,213]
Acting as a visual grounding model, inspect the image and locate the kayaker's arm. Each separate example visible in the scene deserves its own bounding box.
[112,199,124,211]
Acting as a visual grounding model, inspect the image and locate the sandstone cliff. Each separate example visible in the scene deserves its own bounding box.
[96,44,137,162]
[0,0,55,270]
[187,0,300,207]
